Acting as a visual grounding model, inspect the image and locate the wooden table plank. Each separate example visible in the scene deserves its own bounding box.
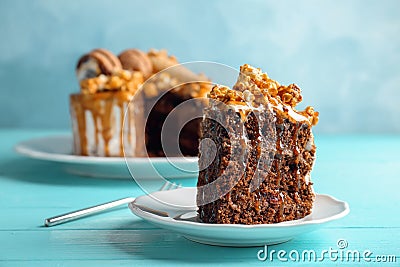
[0,130,399,266]
[0,229,398,264]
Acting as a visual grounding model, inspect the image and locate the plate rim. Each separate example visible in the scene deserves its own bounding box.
[14,135,198,165]
[129,187,350,229]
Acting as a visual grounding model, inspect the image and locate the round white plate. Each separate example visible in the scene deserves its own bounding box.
[14,135,198,179]
[129,187,350,247]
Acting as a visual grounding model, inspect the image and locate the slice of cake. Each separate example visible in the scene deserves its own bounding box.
[142,49,211,157]
[70,48,145,157]
[70,48,211,157]
[197,64,319,224]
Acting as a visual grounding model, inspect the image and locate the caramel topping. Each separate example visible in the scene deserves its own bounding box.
[76,48,211,99]
[238,64,318,126]
[70,91,146,157]
[235,64,303,107]
[276,83,302,107]
[142,70,212,99]
[79,70,143,94]
[132,49,212,99]
[147,48,209,84]
[147,49,178,73]
[176,81,212,99]
[299,106,320,126]
[142,72,179,98]
[236,64,303,106]
[211,64,319,126]
[208,85,245,103]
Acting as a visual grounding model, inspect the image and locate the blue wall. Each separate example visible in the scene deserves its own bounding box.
[1,0,399,133]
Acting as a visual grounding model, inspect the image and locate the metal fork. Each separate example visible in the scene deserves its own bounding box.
[44,182,181,227]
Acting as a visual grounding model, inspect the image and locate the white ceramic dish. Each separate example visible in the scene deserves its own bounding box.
[129,187,350,247]
[14,135,198,179]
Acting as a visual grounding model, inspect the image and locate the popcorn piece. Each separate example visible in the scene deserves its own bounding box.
[80,70,144,94]
[277,84,302,107]
[233,64,319,126]
[209,85,245,104]
[300,106,320,126]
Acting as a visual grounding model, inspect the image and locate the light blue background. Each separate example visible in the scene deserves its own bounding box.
[0,0,399,133]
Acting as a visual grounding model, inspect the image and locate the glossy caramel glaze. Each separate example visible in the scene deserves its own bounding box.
[70,91,146,157]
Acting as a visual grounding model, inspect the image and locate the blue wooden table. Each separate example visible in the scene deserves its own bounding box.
[0,129,399,266]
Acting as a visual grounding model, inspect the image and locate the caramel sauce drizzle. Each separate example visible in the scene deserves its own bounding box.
[119,102,125,155]
[70,91,133,157]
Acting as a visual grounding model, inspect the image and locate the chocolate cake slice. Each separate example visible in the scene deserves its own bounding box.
[197,64,319,224]
[142,71,210,157]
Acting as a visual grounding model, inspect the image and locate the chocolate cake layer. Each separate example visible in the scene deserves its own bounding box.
[197,64,318,225]
[197,106,315,224]
[144,90,206,157]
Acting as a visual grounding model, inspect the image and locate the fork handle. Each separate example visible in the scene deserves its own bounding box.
[44,197,135,227]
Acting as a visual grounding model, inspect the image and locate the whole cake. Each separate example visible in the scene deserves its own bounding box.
[197,64,319,224]
[70,48,211,157]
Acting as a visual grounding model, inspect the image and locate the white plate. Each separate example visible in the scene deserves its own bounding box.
[129,187,350,247]
[14,135,198,179]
